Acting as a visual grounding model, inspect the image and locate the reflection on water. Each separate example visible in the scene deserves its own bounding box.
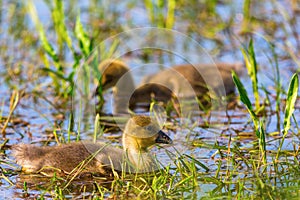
[12,173,113,199]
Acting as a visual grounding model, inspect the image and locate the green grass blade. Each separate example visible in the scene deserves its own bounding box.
[40,67,69,81]
[166,0,176,29]
[258,120,266,165]
[144,0,155,25]
[93,113,101,143]
[183,154,210,172]
[75,14,91,57]
[283,73,299,135]
[248,40,259,109]
[232,71,259,129]
[27,0,66,95]
[241,0,250,33]
[276,73,299,161]
[27,0,61,69]
[241,39,260,110]
[52,0,73,50]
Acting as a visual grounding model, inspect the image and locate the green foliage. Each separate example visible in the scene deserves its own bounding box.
[166,0,176,29]
[144,0,176,28]
[75,14,92,57]
[51,0,73,51]
[276,73,299,160]
[26,1,93,97]
[283,73,299,136]
[232,71,259,129]
[258,120,266,164]
[241,39,260,110]
[93,113,103,143]
[241,0,251,32]
[27,1,60,67]
[232,71,266,165]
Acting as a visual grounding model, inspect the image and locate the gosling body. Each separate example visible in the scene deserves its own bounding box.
[13,116,172,175]
[141,63,242,97]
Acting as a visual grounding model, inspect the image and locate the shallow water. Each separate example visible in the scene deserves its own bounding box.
[0,0,300,198]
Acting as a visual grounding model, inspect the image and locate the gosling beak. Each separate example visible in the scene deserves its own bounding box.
[155,130,172,144]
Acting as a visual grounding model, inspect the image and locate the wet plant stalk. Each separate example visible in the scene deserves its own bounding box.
[1,90,20,137]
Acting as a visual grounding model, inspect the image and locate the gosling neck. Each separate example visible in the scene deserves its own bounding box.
[122,134,148,153]
[122,134,155,172]
[113,72,135,113]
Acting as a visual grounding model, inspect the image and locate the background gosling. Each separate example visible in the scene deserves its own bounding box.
[98,60,243,113]
[12,115,172,176]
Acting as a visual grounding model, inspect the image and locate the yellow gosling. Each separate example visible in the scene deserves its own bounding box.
[13,115,172,176]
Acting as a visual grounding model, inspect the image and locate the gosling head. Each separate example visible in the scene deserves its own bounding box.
[129,83,174,106]
[123,115,172,152]
[98,59,130,90]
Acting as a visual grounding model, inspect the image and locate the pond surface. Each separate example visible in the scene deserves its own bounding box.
[0,0,300,199]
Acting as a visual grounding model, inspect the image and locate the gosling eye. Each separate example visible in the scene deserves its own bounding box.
[103,74,114,84]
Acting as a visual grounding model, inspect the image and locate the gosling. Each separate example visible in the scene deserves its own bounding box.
[12,115,172,176]
[98,59,243,113]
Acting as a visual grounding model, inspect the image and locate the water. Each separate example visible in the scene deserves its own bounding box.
[0,0,299,198]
